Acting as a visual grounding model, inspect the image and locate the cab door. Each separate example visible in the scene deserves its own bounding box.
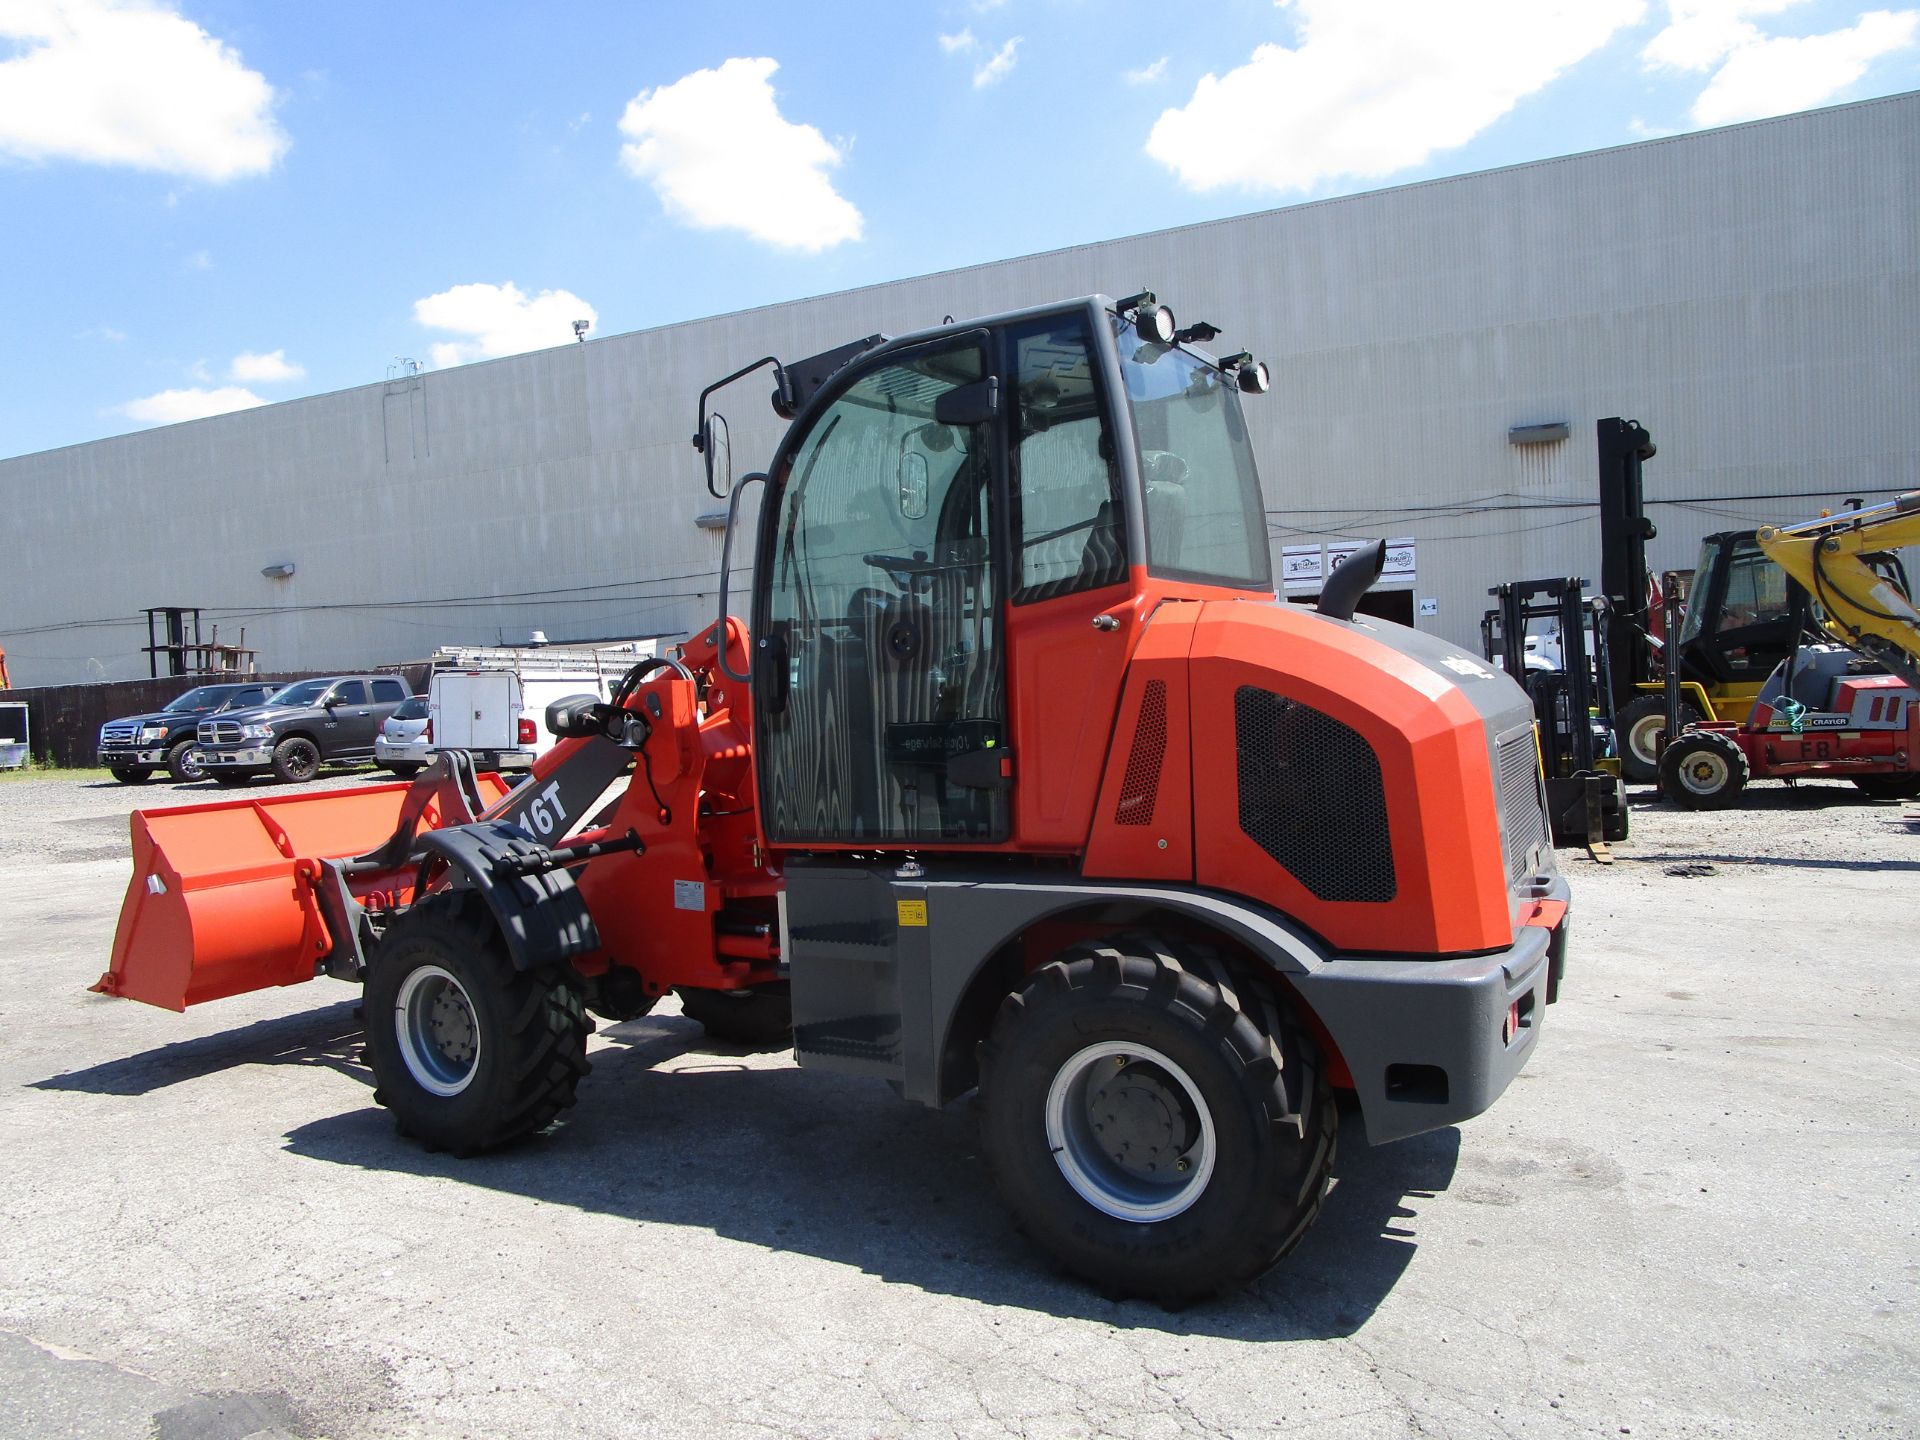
[755,337,1009,845]
[324,680,380,755]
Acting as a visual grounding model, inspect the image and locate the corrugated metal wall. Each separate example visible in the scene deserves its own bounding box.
[3,92,1915,685]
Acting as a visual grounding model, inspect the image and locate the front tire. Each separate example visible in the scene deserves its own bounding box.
[165,738,203,783]
[1659,730,1750,809]
[109,766,151,784]
[1617,694,1702,785]
[675,982,793,1048]
[979,934,1335,1305]
[271,736,321,783]
[364,892,592,1155]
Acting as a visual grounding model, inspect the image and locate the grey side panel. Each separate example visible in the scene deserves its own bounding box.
[783,859,1326,1098]
[786,858,1571,1150]
[785,863,907,1081]
[1291,923,1553,1145]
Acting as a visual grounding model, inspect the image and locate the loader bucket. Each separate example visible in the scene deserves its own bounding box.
[95,777,511,1011]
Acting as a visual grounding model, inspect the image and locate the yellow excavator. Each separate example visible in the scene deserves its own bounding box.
[1656,491,1920,807]
[1756,490,1920,692]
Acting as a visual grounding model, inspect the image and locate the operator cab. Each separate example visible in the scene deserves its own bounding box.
[1679,529,1913,686]
[747,294,1273,850]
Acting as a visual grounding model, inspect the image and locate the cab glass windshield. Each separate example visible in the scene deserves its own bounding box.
[163,686,228,711]
[268,680,331,707]
[1114,319,1272,589]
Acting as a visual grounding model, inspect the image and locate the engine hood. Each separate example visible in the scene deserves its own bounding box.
[111,710,187,728]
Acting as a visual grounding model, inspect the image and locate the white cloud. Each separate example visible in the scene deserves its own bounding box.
[229,348,304,383]
[974,36,1023,87]
[118,385,265,424]
[1125,56,1170,85]
[939,29,976,54]
[1146,0,1645,193]
[617,57,862,253]
[1643,2,1919,124]
[413,281,598,368]
[0,0,288,182]
[185,248,212,270]
[1643,0,1797,69]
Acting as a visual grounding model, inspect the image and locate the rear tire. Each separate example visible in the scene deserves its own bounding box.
[979,933,1335,1305]
[364,891,592,1156]
[1617,694,1702,785]
[165,738,203,783]
[271,736,321,783]
[109,766,151,784]
[1851,773,1920,800]
[1659,730,1750,809]
[674,982,793,1048]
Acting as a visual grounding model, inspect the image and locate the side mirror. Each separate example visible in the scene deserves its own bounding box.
[321,694,339,709]
[898,452,930,520]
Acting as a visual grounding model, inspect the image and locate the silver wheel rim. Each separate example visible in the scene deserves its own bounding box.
[395,964,481,1096]
[1681,749,1730,795]
[1628,713,1665,768]
[1045,1041,1216,1222]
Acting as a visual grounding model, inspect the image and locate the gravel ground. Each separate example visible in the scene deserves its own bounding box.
[0,768,1915,1439]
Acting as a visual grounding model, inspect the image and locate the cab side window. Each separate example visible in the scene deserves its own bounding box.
[372,678,408,703]
[1010,319,1125,602]
[331,681,369,705]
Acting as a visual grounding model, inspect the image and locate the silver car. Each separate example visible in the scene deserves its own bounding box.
[374,695,432,776]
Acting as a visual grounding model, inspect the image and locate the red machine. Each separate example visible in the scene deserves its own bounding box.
[1659,643,1920,806]
[96,293,1569,1302]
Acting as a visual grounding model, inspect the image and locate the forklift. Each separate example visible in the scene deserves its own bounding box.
[1484,577,1628,852]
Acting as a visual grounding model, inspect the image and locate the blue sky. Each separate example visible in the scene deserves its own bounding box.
[2,0,1916,459]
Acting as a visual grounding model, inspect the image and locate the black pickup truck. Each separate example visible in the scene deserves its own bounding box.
[98,681,276,783]
[195,674,412,784]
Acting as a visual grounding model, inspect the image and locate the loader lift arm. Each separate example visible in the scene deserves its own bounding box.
[1757,490,1920,693]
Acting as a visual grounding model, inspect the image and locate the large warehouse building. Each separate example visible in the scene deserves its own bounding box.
[3,92,1916,687]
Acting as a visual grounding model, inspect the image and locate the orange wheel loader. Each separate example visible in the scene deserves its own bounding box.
[96,292,1570,1303]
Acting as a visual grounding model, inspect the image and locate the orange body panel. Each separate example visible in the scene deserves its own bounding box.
[572,645,781,996]
[98,777,510,1011]
[1081,602,1199,882]
[1005,574,1143,850]
[1187,602,1513,956]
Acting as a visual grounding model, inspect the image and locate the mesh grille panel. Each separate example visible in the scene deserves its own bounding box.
[1235,686,1395,903]
[1114,681,1168,826]
[1496,728,1549,885]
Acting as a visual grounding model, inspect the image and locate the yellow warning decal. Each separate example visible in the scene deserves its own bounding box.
[897,899,928,928]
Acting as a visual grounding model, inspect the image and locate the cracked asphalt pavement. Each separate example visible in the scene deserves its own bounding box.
[1,771,1915,1438]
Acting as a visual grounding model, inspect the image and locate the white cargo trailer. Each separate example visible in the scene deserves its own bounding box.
[425,642,654,771]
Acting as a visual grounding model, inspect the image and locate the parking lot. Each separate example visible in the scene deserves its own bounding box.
[1,769,1915,1439]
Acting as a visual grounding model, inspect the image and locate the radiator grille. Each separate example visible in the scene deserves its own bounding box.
[1235,686,1395,903]
[1114,681,1168,826]
[100,723,142,745]
[1496,727,1550,885]
[200,720,242,745]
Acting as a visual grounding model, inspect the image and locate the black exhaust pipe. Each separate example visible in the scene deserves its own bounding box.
[1318,539,1385,622]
